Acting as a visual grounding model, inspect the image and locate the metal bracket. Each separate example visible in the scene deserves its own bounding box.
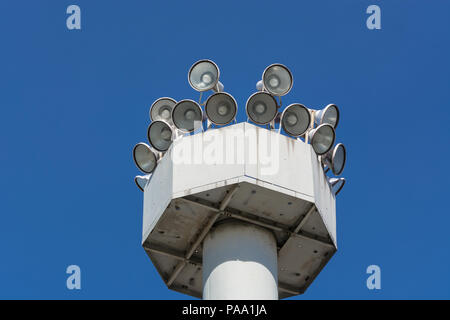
[179,196,334,249]
[165,185,240,287]
[143,242,300,296]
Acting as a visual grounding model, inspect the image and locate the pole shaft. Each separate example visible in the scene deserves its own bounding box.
[202,221,278,300]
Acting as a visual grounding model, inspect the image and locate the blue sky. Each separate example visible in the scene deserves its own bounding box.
[0,0,449,299]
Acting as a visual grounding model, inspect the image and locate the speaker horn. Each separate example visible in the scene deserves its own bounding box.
[150,97,176,125]
[312,104,340,129]
[134,175,150,192]
[257,63,293,96]
[322,143,346,176]
[147,120,173,152]
[172,99,203,133]
[328,177,346,195]
[205,92,237,126]
[308,123,336,155]
[280,103,311,137]
[133,143,158,174]
[246,92,278,125]
[188,59,220,92]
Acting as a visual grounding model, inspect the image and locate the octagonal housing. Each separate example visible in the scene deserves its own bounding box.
[141,122,337,299]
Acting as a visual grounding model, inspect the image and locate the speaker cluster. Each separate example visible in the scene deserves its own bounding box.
[249,63,347,195]
[132,60,347,195]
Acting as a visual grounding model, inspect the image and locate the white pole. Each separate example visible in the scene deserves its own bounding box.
[202,220,278,300]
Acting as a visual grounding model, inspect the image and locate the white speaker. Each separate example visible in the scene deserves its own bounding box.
[133,143,158,174]
[150,97,176,125]
[147,120,173,152]
[172,99,203,132]
[280,103,311,137]
[246,92,278,125]
[259,63,293,96]
[134,175,150,192]
[205,92,237,126]
[313,104,340,129]
[328,177,346,195]
[308,123,336,155]
[188,59,220,92]
[322,143,346,176]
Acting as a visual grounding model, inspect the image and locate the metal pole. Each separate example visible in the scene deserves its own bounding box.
[202,220,278,300]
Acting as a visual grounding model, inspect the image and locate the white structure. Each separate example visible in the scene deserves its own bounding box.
[141,122,337,299]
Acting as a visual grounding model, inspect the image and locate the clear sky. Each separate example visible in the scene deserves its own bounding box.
[0,0,449,299]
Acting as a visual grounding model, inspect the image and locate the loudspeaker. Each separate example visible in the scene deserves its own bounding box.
[259,63,293,96]
[188,59,220,92]
[328,177,346,195]
[150,97,176,125]
[280,103,311,136]
[322,143,346,176]
[133,143,158,174]
[308,123,336,155]
[172,99,203,133]
[313,104,340,129]
[205,92,237,125]
[134,175,150,192]
[246,92,278,125]
[147,120,173,152]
